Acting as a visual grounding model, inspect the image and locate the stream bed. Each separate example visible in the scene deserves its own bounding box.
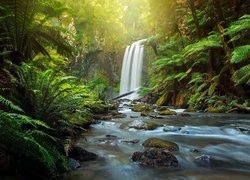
[65,106,250,180]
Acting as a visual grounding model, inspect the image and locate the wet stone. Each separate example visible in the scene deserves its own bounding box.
[163,126,181,133]
[132,149,178,167]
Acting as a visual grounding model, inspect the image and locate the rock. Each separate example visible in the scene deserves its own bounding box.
[128,120,158,130]
[105,134,118,139]
[206,106,226,113]
[132,149,178,167]
[146,122,158,130]
[132,104,153,112]
[141,111,149,117]
[190,148,200,153]
[121,139,140,144]
[113,113,127,118]
[159,109,177,116]
[130,115,139,118]
[178,113,191,117]
[93,114,112,120]
[143,138,179,152]
[68,158,80,170]
[184,107,196,112]
[69,146,97,161]
[128,120,148,129]
[195,155,214,166]
[236,126,250,134]
[157,106,169,111]
[163,126,181,133]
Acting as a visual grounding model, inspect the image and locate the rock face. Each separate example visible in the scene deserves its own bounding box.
[159,109,177,115]
[128,120,158,130]
[69,146,97,161]
[143,138,179,152]
[132,149,178,167]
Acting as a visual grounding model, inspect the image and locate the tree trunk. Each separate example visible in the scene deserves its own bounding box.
[187,0,203,39]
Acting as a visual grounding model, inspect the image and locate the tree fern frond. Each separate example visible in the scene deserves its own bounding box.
[233,64,250,85]
[231,45,250,64]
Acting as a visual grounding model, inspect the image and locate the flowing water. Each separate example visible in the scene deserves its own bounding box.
[65,105,250,180]
[119,40,146,99]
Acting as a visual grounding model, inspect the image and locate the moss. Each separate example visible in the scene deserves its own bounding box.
[184,106,196,112]
[157,106,169,111]
[207,106,226,113]
[159,109,177,115]
[143,138,179,152]
[132,104,153,112]
[146,122,158,130]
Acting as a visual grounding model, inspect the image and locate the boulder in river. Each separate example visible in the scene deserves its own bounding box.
[159,109,177,116]
[132,104,153,112]
[69,146,97,161]
[128,120,158,130]
[195,154,214,166]
[68,158,81,170]
[163,126,181,133]
[132,149,178,167]
[121,139,140,144]
[143,138,179,152]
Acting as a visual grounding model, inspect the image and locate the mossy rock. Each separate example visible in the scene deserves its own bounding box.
[207,106,225,113]
[157,106,169,111]
[184,106,196,112]
[132,104,153,112]
[141,111,149,116]
[127,120,158,130]
[146,122,158,130]
[143,138,179,152]
[159,109,177,115]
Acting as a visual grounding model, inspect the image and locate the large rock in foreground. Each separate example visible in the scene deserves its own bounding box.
[132,149,178,167]
[143,138,179,152]
[69,146,97,161]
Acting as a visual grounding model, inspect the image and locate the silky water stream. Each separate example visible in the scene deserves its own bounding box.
[65,103,250,180]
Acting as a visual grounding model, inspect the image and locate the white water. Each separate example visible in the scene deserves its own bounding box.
[120,39,146,99]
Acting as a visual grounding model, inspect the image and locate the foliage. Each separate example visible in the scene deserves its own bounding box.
[0,0,72,63]
[0,96,68,177]
[7,63,93,125]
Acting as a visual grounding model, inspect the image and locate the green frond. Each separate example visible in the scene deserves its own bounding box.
[225,14,250,40]
[233,64,250,85]
[184,33,222,57]
[0,95,24,113]
[231,45,250,64]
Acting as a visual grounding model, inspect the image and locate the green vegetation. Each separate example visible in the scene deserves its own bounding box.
[145,0,250,112]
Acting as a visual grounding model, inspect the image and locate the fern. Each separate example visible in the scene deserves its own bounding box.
[225,14,250,41]
[233,64,250,85]
[184,33,222,57]
[231,45,250,64]
[0,110,68,176]
[0,95,24,113]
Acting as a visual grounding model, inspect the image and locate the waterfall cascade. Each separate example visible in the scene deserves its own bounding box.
[119,39,146,99]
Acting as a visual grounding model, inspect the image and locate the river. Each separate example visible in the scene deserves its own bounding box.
[65,104,250,180]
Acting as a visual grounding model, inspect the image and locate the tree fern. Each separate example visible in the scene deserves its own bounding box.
[233,64,250,85]
[225,14,250,41]
[184,33,222,57]
[231,45,250,64]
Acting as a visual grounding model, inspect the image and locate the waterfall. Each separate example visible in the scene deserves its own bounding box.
[120,39,146,99]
